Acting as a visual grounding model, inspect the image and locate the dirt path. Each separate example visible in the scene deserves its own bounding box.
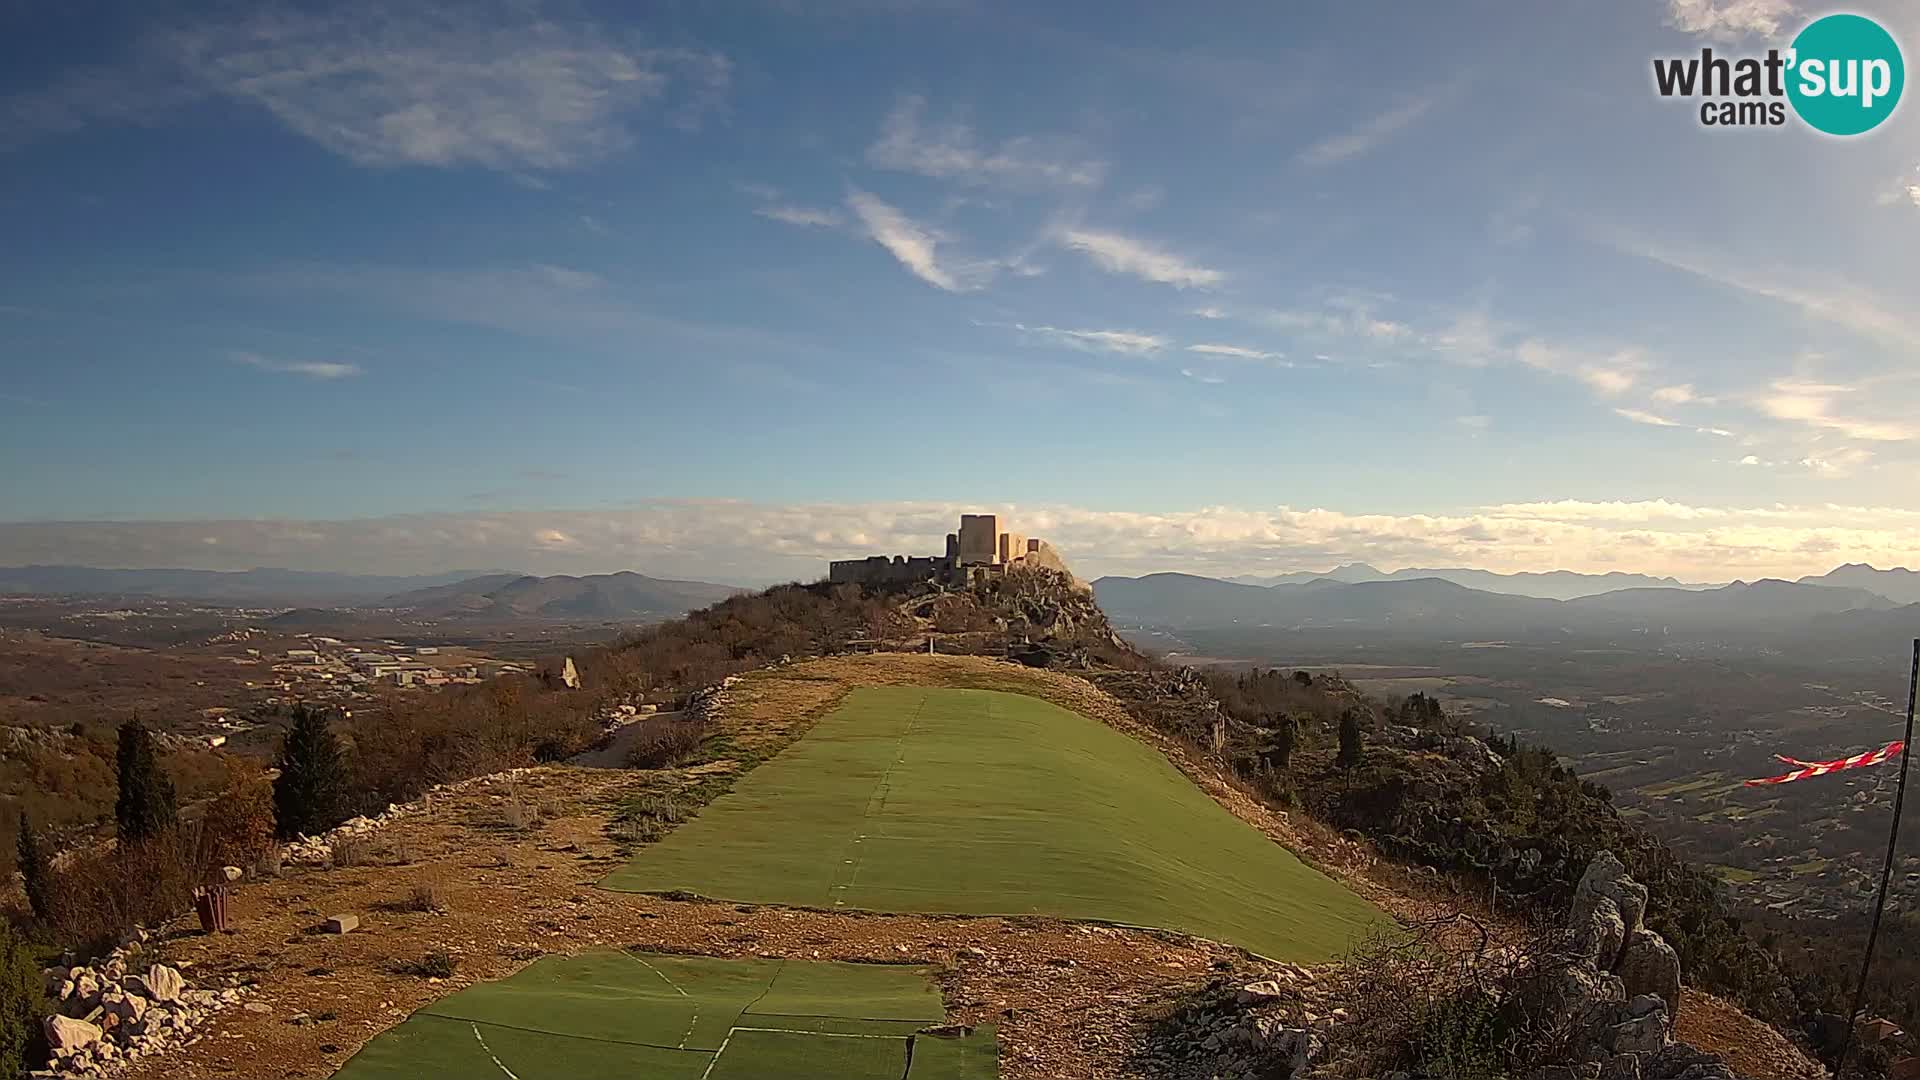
[565,710,685,769]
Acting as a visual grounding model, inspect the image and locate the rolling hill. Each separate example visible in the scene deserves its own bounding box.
[380,571,742,620]
[1227,562,1705,600]
[1094,570,1902,638]
[0,565,513,605]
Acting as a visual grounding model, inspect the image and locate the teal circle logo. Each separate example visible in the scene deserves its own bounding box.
[1787,14,1904,135]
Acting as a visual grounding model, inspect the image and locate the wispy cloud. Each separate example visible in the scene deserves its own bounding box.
[1600,231,1920,349]
[845,189,964,291]
[1614,408,1681,428]
[1516,340,1646,397]
[1651,384,1697,405]
[1665,0,1797,40]
[235,351,363,379]
[1756,379,1914,441]
[1054,227,1223,288]
[755,205,843,228]
[1007,323,1167,355]
[1296,95,1438,167]
[866,94,1106,189]
[1187,343,1284,363]
[4,1,731,170]
[1180,369,1227,385]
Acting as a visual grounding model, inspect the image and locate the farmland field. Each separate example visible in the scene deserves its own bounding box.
[332,951,996,1079]
[603,686,1386,961]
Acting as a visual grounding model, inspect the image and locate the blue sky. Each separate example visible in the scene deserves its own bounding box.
[2,0,1918,583]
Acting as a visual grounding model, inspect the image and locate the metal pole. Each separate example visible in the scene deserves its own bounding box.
[1834,638,1919,1079]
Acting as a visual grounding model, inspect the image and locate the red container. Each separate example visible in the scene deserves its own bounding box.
[196,886,230,934]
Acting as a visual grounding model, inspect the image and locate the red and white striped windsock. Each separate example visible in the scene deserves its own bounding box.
[1744,740,1906,786]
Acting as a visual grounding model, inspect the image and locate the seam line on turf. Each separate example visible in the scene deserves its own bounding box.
[422,1013,704,1053]
[621,950,703,1048]
[471,1023,523,1080]
[831,692,928,904]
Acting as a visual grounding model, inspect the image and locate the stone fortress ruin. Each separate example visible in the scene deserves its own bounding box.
[829,513,1074,587]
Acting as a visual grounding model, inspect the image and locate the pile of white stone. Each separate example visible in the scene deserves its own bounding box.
[37,944,247,1077]
[282,801,411,864]
[1143,963,1338,1080]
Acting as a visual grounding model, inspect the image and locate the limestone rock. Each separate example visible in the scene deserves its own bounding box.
[131,964,184,1003]
[1573,851,1648,940]
[1573,896,1627,971]
[1605,1008,1671,1056]
[44,1014,102,1053]
[1234,980,1285,1006]
[1619,930,1682,1020]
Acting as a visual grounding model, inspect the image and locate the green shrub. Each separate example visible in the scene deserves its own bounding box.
[0,921,47,1075]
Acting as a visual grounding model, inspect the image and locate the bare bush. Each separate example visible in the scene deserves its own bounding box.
[404,884,444,913]
[41,829,205,954]
[328,834,372,868]
[624,720,706,769]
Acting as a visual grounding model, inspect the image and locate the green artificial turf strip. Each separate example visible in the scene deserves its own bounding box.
[331,1014,713,1080]
[706,1030,909,1080]
[907,1027,1001,1080]
[603,686,1387,961]
[331,952,995,1079]
[748,959,945,1022]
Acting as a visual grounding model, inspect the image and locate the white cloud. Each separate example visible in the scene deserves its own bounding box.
[1652,384,1697,404]
[1614,408,1681,427]
[1190,306,1228,320]
[1009,323,1167,355]
[1186,343,1284,362]
[755,205,842,228]
[1054,227,1224,288]
[235,351,362,379]
[9,498,1920,582]
[846,189,963,291]
[155,2,730,170]
[1739,455,1762,465]
[1517,340,1647,397]
[1602,232,1920,349]
[1757,379,1915,441]
[1297,95,1438,167]
[1666,0,1797,40]
[866,95,1106,189]
[1180,369,1226,385]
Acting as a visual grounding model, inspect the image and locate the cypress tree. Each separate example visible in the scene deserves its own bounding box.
[274,705,348,839]
[14,815,49,923]
[1337,708,1365,770]
[114,720,178,843]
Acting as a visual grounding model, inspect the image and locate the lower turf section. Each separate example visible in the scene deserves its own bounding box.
[602,686,1386,962]
[332,951,996,1079]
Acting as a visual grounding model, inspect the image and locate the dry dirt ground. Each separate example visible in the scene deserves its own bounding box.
[116,654,1819,1080]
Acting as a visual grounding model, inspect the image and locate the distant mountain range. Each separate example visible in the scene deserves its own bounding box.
[1224,562,1705,600]
[0,565,512,606]
[1094,570,1909,638]
[1797,563,1920,605]
[0,564,743,620]
[379,571,742,620]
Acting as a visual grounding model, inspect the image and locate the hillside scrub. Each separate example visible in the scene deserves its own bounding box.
[1174,667,1799,1025]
